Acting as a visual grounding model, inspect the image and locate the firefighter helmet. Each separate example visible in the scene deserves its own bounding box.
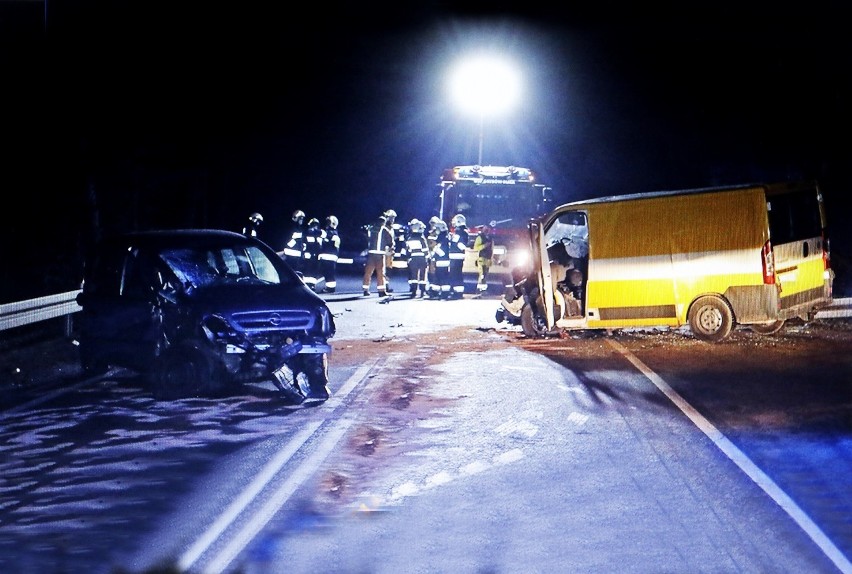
[452,213,466,227]
[307,217,320,228]
[383,209,397,220]
[434,220,448,233]
[248,212,263,224]
[326,215,339,229]
[292,210,306,222]
[409,219,425,233]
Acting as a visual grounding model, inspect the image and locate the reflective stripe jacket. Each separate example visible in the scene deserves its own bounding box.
[366,223,394,256]
[449,225,469,260]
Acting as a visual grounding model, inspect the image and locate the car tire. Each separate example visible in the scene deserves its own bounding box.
[302,353,330,400]
[296,353,329,400]
[150,344,219,399]
[79,344,109,377]
[688,295,734,343]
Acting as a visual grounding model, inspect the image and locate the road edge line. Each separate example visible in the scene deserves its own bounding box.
[605,338,852,574]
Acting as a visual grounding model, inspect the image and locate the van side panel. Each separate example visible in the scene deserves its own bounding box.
[584,187,769,328]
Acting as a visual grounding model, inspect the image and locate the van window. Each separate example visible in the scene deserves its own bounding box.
[545,211,589,264]
[767,189,822,244]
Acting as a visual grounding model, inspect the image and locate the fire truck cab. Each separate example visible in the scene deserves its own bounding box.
[436,165,555,278]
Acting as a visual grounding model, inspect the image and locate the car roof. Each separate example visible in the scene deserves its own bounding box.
[99,229,252,250]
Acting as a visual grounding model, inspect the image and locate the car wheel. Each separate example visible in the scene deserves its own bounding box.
[302,353,330,400]
[688,295,734,343]
[150,345,216,399]
[79,344,109,376]
[751,319,785,335]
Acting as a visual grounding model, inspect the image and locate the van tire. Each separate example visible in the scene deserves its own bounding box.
[688,296,734,343]
[521,304,549,338]
[751,320,785,335]
[521,305,542,337]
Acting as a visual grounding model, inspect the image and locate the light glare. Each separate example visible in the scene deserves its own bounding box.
[449,55,521,117]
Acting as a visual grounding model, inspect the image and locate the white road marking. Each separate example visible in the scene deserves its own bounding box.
[178,359,379,574]
[606,338,852,574]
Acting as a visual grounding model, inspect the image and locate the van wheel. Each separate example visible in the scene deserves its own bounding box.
[521,305,548,338]
[751,320,785,335]
[688,296,733,343]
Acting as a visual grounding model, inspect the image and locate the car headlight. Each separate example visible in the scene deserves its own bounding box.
[202,314,238,341]
[314,306,336,338]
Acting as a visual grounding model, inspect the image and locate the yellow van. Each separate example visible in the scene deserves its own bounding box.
[510,181,834,342]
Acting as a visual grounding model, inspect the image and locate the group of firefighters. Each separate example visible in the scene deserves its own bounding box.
[243,210,343,293]
[362,209,494,300]
[242,208,494,299]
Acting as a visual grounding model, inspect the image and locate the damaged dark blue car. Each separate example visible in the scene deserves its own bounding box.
[75,229,336,402]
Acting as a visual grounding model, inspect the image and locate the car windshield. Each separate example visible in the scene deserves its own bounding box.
[159,245,289,289]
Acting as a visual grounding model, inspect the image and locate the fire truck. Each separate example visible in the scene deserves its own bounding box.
[435,165,555,278]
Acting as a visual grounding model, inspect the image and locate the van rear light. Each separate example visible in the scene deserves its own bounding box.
[762,240,776,285]
[822,231,831,270]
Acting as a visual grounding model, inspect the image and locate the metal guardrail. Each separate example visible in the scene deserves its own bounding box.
[0,290,849,334]
[0,290,82,333]
[813,297,852,319]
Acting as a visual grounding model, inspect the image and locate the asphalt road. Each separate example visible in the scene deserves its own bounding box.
[0,267,850,574]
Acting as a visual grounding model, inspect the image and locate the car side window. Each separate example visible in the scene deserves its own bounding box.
[220,249,240,275]
[86,248,125,296]
[120,249,158,299]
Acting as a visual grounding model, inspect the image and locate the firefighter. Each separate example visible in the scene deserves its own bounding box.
[471,224,495,297]
[319,215,341,293]
[448,213,469,299]
[404,219,430,297]
[382,209,400,293]
[425,216,442,291]
[362,213,394,296]
[302,217,323,290]
[389,210,408,274]
[279,209,306,273]
[242,212,263,238]
[427,219,451,299]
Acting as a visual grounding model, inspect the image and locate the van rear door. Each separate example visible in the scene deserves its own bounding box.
[765,182,833,317]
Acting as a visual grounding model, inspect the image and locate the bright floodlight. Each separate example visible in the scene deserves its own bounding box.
[449,55,521,118]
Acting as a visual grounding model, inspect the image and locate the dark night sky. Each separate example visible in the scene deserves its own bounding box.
[2,1,850,301]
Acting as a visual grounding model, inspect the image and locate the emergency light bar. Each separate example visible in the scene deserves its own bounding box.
[444,165,535,184]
